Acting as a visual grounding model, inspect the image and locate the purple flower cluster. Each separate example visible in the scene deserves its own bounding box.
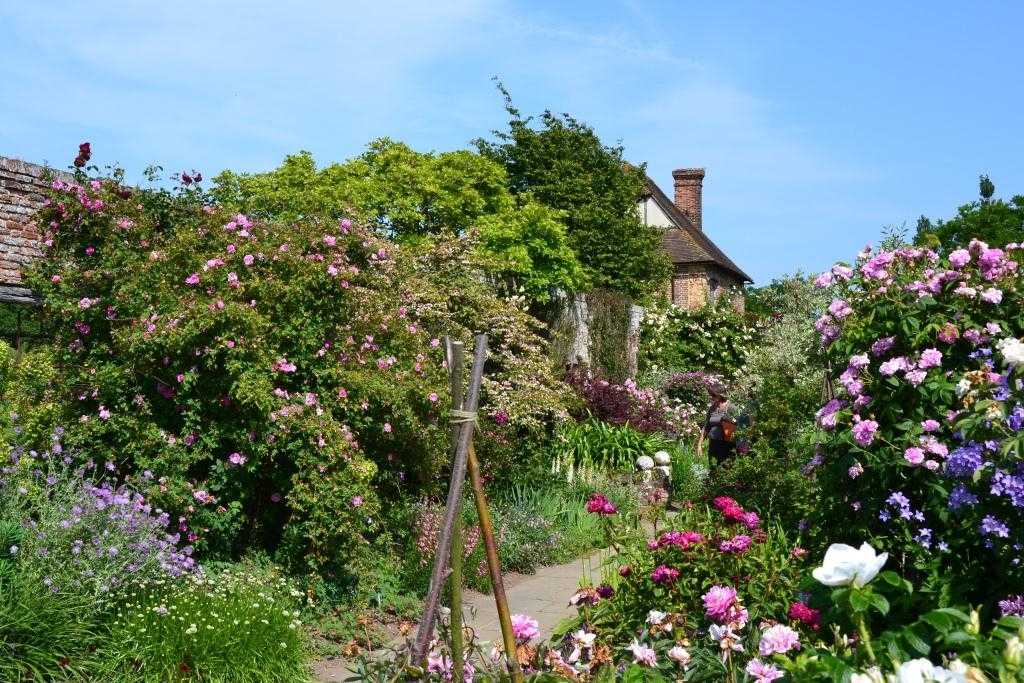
[945,442,987,478]
[999,595,1024,617]
[991,469,1024,508]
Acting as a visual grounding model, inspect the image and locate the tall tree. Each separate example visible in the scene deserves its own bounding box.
[476,85,670,302]
[914,174,1024,251]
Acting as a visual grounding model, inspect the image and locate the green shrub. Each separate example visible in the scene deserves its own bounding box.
[639,301,759,379]
[668,443,708,503]
[21,160,571,581]
[94,567,308,682]
[713,442,817,528]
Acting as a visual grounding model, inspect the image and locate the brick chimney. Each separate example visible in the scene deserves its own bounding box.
[672,167,705,230]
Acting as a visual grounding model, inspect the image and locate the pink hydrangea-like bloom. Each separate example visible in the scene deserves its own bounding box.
[949,248,971,268]
[918,348,943,369]
[273,358,297,373]
[184,273,200,285]
[938,322,959,344]
[651,565,680,584]
[832,264,854,280]
[848,353,870,370]
[848,462,864,479]
[243,254,255,266]
[742,511,760,529]
[510,614,539,642]
[759,624,801,655]
[851,419,879,446]
[702,585,738,621]
[921,419,940,432]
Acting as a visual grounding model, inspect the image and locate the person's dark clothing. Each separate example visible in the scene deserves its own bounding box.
[704,403,735,465]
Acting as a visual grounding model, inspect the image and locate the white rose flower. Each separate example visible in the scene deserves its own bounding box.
[653,450,672,465]
[636,455,655,471]
[811,542,888,588]
[667,645,691,666]
[850,668,888,683]
[894,658,966,683]
[997,337,1024,367]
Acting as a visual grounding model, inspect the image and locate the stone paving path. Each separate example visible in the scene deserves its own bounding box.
[314,551,609,682]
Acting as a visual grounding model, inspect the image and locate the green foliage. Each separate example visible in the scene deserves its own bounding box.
[914,174,1024,252]
[94,567,308,682]
[0,565,99,682]
[639,300,758,379]
[586,289,632,381]
[212,141,584,304]
[22,162,571,582]
[476,84,671,301]
[552,418,679,473]
[713,443,817,528]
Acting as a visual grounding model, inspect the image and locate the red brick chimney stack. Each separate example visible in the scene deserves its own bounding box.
[672,167,705,231]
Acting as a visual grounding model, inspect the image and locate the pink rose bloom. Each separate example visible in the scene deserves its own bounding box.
[323,235,337,247]
[828,299,853,320]
[759,624,801,655]
[702,585,738,621]
[227,272,240,288]
[851,419,878,446]
[243,254,255,266]
[949,248,971,268]
[227,452,247,467]
[185,273,200,285]
[383,422,392,433]
[905,369,928,386]
[904,447,925,465]
[428,392,439,403]
[98,406,111,420]
[350,495,363,508]
[918,348,942,369]
[510,614,539,643]
[879,357,909,376]
[813,272,833,288]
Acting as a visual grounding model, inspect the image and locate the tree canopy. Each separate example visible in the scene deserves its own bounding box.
[212,140,583,304]
[476,86,671,302]
[913,174,1024,251]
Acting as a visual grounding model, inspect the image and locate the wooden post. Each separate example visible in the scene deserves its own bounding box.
[467,441,523,682]
[446,339,466,680]
[412,335,488,664]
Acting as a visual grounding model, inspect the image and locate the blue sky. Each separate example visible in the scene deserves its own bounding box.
[2,1,1022,284]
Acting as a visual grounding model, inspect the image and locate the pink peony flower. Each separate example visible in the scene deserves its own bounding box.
[759,624,801,655]
[788,602,821,630]
[651,565,680,584]
[746,659,784,683]
[720,534,753,554]
[510,614,539,643]
[585,493,618,516]
[702,585,737,621]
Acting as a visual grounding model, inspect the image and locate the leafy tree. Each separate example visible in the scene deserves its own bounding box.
[212,140,583,304]
[476,85,671,302]
[914,174,1024,251]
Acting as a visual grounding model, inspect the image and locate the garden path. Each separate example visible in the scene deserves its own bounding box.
[313,551,607,681]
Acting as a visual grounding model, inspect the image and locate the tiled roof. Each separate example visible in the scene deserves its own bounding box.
[644,175,751,282]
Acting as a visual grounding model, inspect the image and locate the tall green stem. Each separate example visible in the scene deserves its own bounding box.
[856,612,877,664]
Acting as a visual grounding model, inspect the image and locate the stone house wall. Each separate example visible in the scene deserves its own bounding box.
[0,157,71,293]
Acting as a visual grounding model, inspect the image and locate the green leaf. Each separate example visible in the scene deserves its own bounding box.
[869,593,890,616]
[902,628,931,656]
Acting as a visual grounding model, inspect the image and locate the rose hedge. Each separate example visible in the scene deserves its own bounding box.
[811,239,1024,608]
[22,161,572,579]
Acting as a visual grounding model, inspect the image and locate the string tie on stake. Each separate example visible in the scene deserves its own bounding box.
[449,409,478,425]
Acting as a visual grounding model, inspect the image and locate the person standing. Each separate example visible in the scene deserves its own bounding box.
[699,387,736,466]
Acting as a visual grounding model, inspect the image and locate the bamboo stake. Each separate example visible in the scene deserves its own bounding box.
[446,339,466,680]
[412,335,488,664]
[466,441,523,682]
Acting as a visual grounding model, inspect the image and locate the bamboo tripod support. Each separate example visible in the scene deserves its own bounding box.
[412,335,523,682]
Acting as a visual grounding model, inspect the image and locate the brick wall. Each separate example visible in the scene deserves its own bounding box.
[672,167,704,231]
[666,264,745,312]
[0,157,68,288]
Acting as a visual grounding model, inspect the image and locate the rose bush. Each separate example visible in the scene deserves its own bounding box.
[810,239,1024,609]
[639,301,760,380]
[21,155,571,581]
